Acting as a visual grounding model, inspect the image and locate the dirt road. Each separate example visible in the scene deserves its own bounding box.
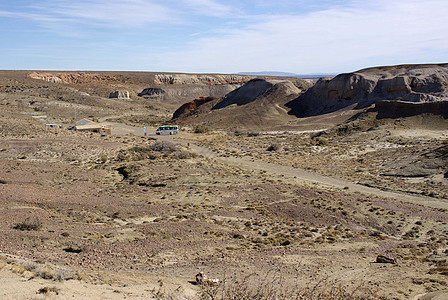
[160,134,448,210]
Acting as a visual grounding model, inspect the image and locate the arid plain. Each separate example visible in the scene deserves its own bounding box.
[0,66,447,299]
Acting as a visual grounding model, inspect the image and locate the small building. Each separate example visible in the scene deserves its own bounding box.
[74,119,111,135]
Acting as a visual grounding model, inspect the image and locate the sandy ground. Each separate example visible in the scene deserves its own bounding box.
[1,70,447,299]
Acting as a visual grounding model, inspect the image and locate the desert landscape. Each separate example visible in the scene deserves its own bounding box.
[0,64,447,299]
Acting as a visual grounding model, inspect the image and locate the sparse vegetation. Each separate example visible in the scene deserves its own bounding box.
[194,125,210,133]
[13,217,42,231]
[267,143,280,151]
[150,141,178,152]
[9,258,78,281]
[314,136,329,146]
[197,273,367,300]
[1,69,447,299]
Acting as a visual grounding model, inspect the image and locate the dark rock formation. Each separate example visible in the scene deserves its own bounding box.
[375,100,448,119]
[287,64,448,117]
[138,88,166,98]
[172,96,215,119]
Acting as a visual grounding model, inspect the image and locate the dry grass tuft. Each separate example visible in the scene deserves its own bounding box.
[13,217,42,231]
[198,272,371,300]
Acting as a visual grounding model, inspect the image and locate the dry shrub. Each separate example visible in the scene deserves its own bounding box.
[9,259,78,281]
[314,137,329,146]
[0,256,6,270]
[194,125,210,134]
[13,217,42,231]
[198,272,370,300]
[267,144,280,152]
[38,286,61,295]
[174,151,197,159]
[150,141,178,152]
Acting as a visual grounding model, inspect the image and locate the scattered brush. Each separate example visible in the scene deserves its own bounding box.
[267,144,280,152]
[150,141,178,153]
[198,271,370,300]
[7,257,79,282]
[194,125,210,134]
[13,217,42,231]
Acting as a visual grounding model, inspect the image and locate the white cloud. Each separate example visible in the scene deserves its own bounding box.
[154,0,448,73]
[182,0,236,17]
[38,0,177,27]
[1,0,178,31]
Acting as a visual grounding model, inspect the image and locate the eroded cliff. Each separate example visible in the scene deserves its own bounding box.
[287,64,448,117]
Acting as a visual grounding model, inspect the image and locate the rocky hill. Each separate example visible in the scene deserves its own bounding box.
[172,96,215,119]
[286,64,448,117]
[173,78,313,130]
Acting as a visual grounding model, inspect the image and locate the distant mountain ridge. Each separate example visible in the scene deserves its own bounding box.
[237,71,335,80]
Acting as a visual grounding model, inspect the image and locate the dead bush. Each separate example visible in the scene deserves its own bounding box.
[199,272,369,300]
[314,137,329,146]
[267,144,280,152]
[13,260,78,281]
[194,125,210,134]
[150,141,178,153]
[174,151,197,159]
[13,217,42,231]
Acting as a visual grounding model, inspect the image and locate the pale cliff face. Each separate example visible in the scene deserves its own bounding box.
[287,64,448,117]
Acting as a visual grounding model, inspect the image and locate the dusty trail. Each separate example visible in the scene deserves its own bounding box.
[162,135,448,210]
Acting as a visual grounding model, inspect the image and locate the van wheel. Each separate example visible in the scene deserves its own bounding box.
[169,132,172,135]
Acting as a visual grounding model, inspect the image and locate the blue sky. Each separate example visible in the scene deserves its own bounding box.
[1,0,447,74]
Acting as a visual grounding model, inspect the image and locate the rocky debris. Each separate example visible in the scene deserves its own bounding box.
[109,90,130,99]
[287,64,448,117]
[376,255,396,264]
[63,246,83,253]
[172,96,215,119]
[195,272,219,286]
[382,145,447,178]
[426,253,447,263]
[138,87,166,98]
[28,72,122,84]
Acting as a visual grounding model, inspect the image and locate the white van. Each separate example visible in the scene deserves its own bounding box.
[156,125,179,135]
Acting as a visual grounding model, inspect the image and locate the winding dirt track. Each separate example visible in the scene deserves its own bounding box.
[162,135,448,210]
[101,120,447,210]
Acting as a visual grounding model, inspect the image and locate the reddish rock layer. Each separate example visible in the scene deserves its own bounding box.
[172,96,215,119]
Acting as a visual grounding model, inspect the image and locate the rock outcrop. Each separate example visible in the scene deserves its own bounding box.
[154,74,252,85]
[287,64,448,117]
[172,96,215,119]
[138,88,166,98]
[109,90,130,99]
[138,74,258,101]
[375,100,448,119]
[28,72,122,84]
